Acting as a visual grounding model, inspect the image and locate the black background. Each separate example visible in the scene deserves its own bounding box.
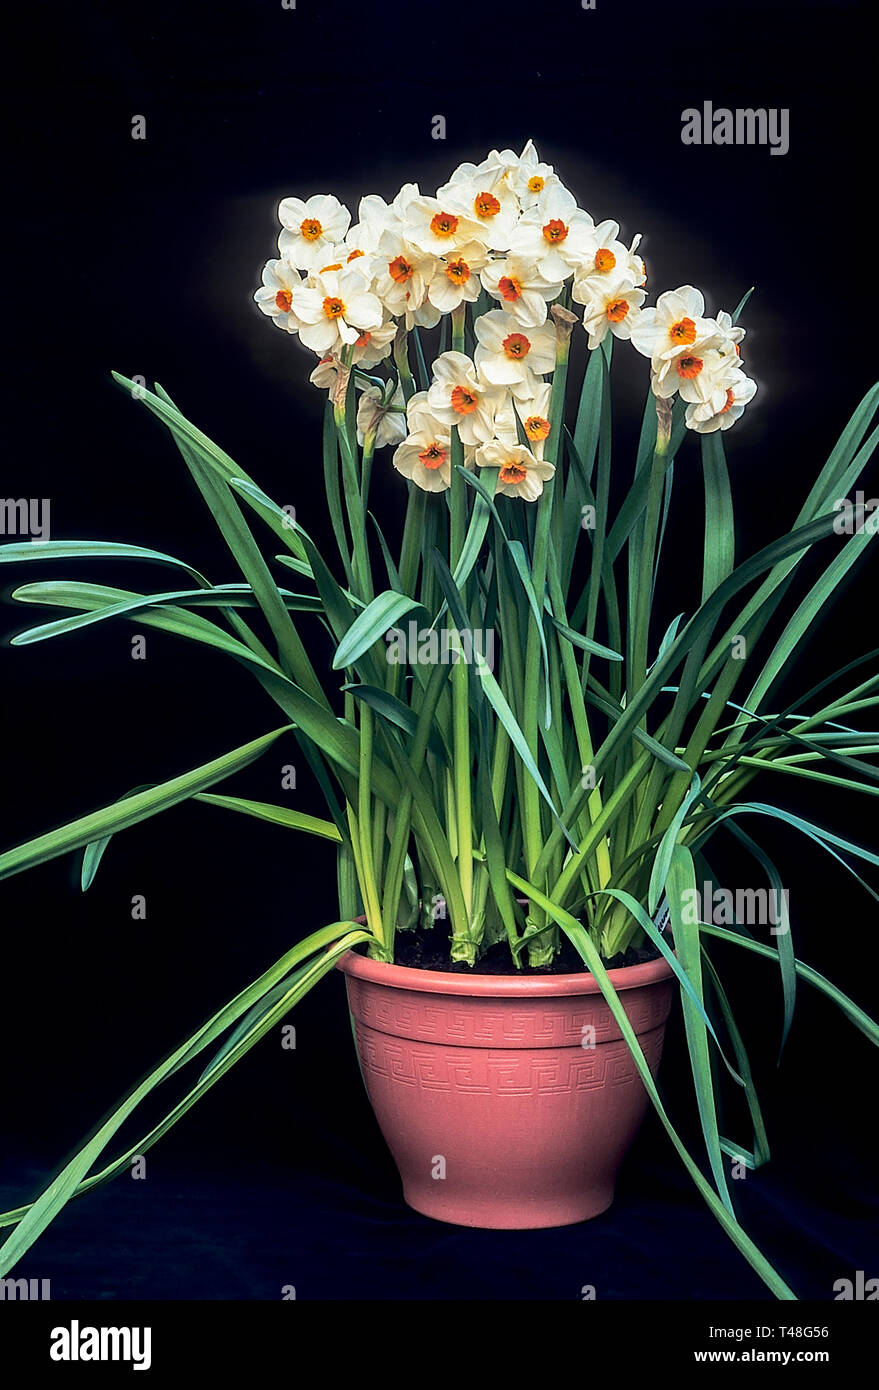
[1,0,877,1306]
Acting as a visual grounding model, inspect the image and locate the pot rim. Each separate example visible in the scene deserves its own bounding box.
[335,944,675,998]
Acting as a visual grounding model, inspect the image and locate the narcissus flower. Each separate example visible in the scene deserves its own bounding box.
[510,139,561,209]
[507,185,598,281]
[474,309,557,400]
[426,351,504,446]
[685,364,757,432]
[476,439,555,501]
[576,225,645,289]
[480,255,563,328]
[373,230,437,325]
[349,320,398,368]
[405,197,489,256]
[260,144,757,438]
[278,194,351,269]
[630,285,722,390]
[393,403,453,492]
[426,243,489,313]
[492,382,553,459]
[290,265,383,353]
[437,166,520,251]
[652,341,744,403]
[254,258,303,332]
[313,241,375,283]
[573,275,646,350]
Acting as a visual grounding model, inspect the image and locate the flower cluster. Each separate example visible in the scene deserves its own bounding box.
[255,140,757,498]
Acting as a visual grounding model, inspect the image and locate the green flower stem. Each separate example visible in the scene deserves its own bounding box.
[357,703,387,959]
[380,659,451,943]
[521,327,570,964]
[629,402,672,697]
[399,484,426,599]
[452,643,473,922]
[549,751,652,917]
[333,391,373,604]
[393,328,416,402]
[449,304,467,568]
[546,539,611,896]
[360,431,375,509]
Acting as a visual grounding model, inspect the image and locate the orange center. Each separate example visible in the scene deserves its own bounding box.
[606,298,629,323]
[300,218,323,241]
[524,415,550,441]
[677,355,703,379]
[474,192,501,218]
[419,442,447,470]
[720,387,736,414]
[502,332,531,360]
[275,289,293,313]
[347,249,365,261]
[527,175,545,193]
[542,218,568,244]
[388,255,413,282]
[451,385,478,415]
[498,274,523,302]
[499,462,527,485]
[320,262,343,273]
[322,296,346,321]
[669,316,697,344]
[445,258,470,284]
[430,211,459,238]
[355,331,372,347]
[595,247,617,273]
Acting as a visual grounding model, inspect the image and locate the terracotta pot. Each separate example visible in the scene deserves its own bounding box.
[336,948,675,1229]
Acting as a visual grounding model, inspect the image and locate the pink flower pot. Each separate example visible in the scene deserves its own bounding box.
[336,949,675,1229]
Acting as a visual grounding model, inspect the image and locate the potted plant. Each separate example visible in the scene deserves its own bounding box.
[1,140,876,1299]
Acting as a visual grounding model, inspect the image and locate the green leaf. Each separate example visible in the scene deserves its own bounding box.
[505,538,552,729]
[699,942,771,1169]
[649,774,702,915]
[667,843,735,1215]
[723,821,796,1060]
[700,432,734,602]
[0,727,294,882]
[699,923,879,1047]
[548,614,622,662]
[81,785,154,890]
[503,869,796,1300]
[341,683,448,764]
[584,885,743,1084]
[731,287,755,324]
[332,591,425,671]
[471,649,577,853]
[10,580,286,677]
[451,466,495,590]
[0,924,371,1267]
[194,794,343,841]
[0,539,209,586]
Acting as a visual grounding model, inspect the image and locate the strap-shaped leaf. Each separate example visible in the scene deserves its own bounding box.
[0,727,294,881]
[332,590,426,670]
[504,869,795,1301]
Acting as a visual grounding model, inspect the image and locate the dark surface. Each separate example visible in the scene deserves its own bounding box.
[373,922,662,973]
[1,0,877,1304]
